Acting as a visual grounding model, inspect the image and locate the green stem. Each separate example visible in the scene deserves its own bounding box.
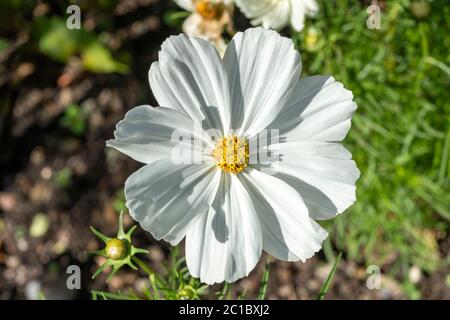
[131,256,164,300]
[149,274,161,300]
[218,283,230,300]
[317,252,342,300]
[258,259,271,300]
[132,256,153,276]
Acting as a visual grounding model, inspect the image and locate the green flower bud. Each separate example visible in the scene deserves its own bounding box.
[90,212,149,281]
[177,285,197,300]
[105,238,126,260]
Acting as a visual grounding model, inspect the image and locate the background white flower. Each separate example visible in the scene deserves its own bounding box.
[107,27,359,284]
[235,0,319,31]
[174,0,234,12]
[173,0,234,55]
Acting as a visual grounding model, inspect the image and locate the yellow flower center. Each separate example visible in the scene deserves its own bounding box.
[195,0,225,20]
[212,135,249,174]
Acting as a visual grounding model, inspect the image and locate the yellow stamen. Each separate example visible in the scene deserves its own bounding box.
[212,135,249,174]
[195,0,225,20]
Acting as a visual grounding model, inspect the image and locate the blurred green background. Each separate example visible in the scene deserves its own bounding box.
[0,0,449,299]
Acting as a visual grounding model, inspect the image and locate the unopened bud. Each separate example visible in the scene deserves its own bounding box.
[105,238,126,260]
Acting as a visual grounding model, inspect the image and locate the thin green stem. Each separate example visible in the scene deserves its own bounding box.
[317,252,342,300]
[258,259,270,300]
[132,256,153,276]
[217,283,230,300]
[149,274,161,300]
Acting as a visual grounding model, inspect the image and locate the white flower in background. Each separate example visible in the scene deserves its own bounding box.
[174,0,234,55]
[107,28,359,284]
[235,0,318,31]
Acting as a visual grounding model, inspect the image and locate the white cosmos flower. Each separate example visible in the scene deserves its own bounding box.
[235,0,318,31]
[174,0,234,55]
[107,27,359,284]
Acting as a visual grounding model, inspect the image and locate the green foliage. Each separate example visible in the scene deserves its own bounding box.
[35,17,79,63]
[157,248,209,300]
[53,167,73,189]
[96,0,119,10]
[402,280,422,300]
[163,9,190,28]
[293,0,450,275]
[33,17,128,74]
[112,189,127,213]
[59,104,87,136]
[81,42,128,74]
[91,289,140,300]
[0,38,10,52]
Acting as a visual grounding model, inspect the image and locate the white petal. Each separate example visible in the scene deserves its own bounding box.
[107,105,210,164]
[265,76,359,219]
[149,34,231,133]
[185,173,262,284]
[240,168,327,262]
[235,0,274,20]
[223,28,301,137]
[182,13,203,37]
[269,75,357,142]
[289,0,306,31]
[235,0,290,30]
[290,0,319,31]
[270,141,360,220]
[173,0,194,12]
[256,1,291,30]
[125,161,220,246]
